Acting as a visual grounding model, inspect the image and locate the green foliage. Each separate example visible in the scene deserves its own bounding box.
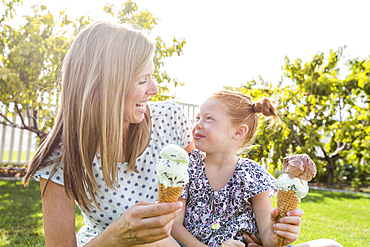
[281,47,370,185]
[1,0,187,139]
[231,47,370,185]
[0,0,22,23]
[0,4,89,138]
[103,0,186,101]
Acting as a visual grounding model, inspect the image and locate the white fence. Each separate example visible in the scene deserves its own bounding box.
[0,102,199,166]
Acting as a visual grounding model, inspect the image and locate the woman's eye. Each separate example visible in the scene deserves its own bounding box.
[207,117,213,120]
[139,78,147,84]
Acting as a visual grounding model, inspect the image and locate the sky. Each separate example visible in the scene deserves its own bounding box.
[10,0,370,105]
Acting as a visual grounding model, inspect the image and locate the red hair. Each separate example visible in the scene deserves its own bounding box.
[209,90,281,146]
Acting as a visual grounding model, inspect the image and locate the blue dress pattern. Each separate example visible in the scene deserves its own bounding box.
[180,149,276,246]
[34,102,193,246]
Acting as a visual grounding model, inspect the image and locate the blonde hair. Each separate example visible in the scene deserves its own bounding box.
[209,90,281,147]
[23,21,155,211]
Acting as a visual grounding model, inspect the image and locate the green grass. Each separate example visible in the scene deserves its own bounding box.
[0,180,83,246]
[0,180,369,246]
[271,190,370,246]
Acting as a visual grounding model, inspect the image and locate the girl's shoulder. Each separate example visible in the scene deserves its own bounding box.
[236,158,275,181]
[187,149,205,177]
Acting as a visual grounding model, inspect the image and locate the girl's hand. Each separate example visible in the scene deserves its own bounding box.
[242,232,263,247]
[103,200,182,246]
[271,208,304,246]
[221,239,246,247]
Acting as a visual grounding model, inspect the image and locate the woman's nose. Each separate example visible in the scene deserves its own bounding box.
[147,78,159,96]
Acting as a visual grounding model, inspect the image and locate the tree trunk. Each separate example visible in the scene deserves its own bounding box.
[326,158,335,186]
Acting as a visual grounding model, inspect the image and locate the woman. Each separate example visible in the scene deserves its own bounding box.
[23,21,194,246]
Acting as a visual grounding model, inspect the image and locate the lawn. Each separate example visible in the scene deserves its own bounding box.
[0,179,369,246]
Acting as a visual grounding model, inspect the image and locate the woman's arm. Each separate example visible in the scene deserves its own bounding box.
[40,178,77,247]
[171,198,207,247]
[86,200,182,246]
[185,140,195,153]
[41,178,183,247]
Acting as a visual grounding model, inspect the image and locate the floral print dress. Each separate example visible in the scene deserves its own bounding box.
[180,149,276,246]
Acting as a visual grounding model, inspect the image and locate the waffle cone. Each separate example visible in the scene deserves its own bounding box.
[276,189,299,247]
[158,182,184,203]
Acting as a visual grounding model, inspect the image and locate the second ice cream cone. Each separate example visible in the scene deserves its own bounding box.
[276,189,299,247]
[158,182,184,203]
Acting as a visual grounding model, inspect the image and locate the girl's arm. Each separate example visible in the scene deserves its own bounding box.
[252,191,302,247]
[251,191,275,246]
[171,198,207,247]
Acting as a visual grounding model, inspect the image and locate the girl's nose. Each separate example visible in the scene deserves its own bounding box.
[194,119,202,129]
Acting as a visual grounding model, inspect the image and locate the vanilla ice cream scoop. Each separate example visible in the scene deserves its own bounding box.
[275,173,309,200]
[283,154,316,181]
[156,144,189,188]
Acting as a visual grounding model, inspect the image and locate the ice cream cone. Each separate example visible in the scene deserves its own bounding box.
[158,182,184,203]
[276,189,300,247]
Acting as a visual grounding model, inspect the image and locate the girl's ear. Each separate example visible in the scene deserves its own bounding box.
[233,124,248,140]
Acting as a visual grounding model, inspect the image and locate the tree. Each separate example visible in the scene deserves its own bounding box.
[0,4,89,139]
[281,47,370,185]
[1,0,187,140]
[1,0,22,23]
[229,48,370,186]
[340,56,370,187]
[103,0,186,101]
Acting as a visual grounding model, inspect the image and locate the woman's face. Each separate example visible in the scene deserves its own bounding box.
[124,60,158,124]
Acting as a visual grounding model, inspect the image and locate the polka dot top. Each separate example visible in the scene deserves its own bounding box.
[180,149,277,246]
[34,102,193,246]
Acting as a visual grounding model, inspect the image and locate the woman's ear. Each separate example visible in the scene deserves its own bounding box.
[233,124,248,140]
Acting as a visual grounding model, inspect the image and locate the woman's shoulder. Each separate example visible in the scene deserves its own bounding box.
[148,101,183,114]
[34,146,64,185]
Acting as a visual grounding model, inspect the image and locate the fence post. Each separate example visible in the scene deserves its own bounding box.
[17,111,25,165]
[8,113,17,164]
[0,105,8,164]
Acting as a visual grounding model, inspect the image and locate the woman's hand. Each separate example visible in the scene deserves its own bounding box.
[98,200,182,247]
[270,208,304,246]
[222,239,246,247]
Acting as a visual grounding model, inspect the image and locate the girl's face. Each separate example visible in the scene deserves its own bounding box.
[124,60,158,124]
[193,99,236,154]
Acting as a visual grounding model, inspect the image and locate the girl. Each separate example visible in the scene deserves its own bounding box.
[171,90,342,247]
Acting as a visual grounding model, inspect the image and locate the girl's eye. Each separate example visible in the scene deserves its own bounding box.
[207,116,213,120]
